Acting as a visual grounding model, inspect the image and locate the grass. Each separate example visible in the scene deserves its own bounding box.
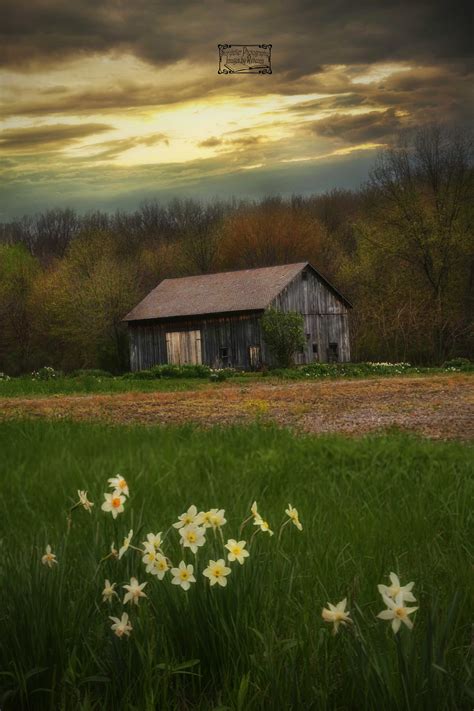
[0,367,471,398]
[0,420,472,710]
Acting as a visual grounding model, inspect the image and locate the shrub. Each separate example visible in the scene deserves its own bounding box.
[31,366,62,380]
[442,357,473,371]
[261,309,306,368]
[209,368,237,382]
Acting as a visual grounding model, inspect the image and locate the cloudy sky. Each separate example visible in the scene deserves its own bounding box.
[1,0,472,218]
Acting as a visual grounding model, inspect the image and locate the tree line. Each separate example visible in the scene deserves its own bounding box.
[0,125,472,374]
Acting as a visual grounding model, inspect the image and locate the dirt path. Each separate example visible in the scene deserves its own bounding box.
[0,375,473,441]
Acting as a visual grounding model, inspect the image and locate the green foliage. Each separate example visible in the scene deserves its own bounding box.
[0,420,472,709]
[261,309,306,368]
[442,358,474,372]
[31,366,62,380]
[124,364,212,380]
[69,369,114,378]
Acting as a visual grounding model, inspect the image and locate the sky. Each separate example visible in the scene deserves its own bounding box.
[0,0,472,219]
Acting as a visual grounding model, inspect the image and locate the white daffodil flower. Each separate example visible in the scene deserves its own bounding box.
[101,492,126,519]
[203,559,232,587]
[173,505,201,529]
[285,504,303,531]
[142,547,158,573]
[108,475,129,497]
[377,572,416,603]
[225,539,250,565]
[209,509,227,529]
[253,515,273,535]
[102,579,118,603]
[142,532,163,551]
[41,544,58,568]
[118,530,133,560]
[251,501,259,519]
[109,612,132,638]
[171,561,196,591]
[322,598,352,634]
[150,553,169,580]
[179,524,206,554]
[77,490,94,512]
[123,577,147,606]
[377,592,418,633]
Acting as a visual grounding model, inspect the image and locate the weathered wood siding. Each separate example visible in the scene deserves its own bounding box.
[128,312,263,371]
[128,266,350,370]
[269,267,351,363]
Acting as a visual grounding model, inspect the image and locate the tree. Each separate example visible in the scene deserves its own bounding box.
[261,309,305,368]
[365,124,473,361]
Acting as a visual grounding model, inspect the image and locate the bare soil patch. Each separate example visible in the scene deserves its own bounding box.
[0,375,472,441]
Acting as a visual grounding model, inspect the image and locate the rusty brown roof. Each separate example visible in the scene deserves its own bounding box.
[123,262,350,321]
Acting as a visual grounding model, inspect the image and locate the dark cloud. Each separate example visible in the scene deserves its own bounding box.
[2,0,472,73]
[0,123,112,151]
[310,109,404,143]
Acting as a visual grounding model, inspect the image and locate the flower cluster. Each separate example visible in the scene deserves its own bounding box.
[0,372,11,381]
[321,572,418,636]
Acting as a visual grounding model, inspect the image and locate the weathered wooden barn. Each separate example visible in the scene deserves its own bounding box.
[123,262,352,371]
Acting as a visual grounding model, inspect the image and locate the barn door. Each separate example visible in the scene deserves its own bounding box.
[166,330,202,365]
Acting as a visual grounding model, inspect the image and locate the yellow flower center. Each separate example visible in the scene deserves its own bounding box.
[180,571,189,580]
[395,607,406,618]
[187,532,196,542]
[232,547,241,555]
[119,480,127,490]
[213,568,222,577]
[335,612,345,621]
[112,497,121,508]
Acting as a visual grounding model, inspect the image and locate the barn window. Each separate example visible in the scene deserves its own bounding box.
[328,342,339,363]
[312,342,318,354]
[219,347,230,366]
[306,332,311,339]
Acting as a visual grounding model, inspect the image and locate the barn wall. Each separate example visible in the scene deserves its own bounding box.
[128,312,264,371]
[269,268,351,363]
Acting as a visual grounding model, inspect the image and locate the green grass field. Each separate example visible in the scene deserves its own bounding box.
[0,420,472,710]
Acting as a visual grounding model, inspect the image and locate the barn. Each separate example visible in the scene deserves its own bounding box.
[123,262,352,371]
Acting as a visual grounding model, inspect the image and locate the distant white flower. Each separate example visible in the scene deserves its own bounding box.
[123,576,147,606]
[173,505,201,529]
[118,529,133,560]
[285,504,303,531]
[322,598,352,634]
[209,509,227,529]
[253,516,273,535]
[109,612,132,638]
[108,475,129,497]
[102,579,118,603]
[225,539,250,565]
[203,559,232,587]
[150,553,169,580]
[251,501,259,519]
[101,492,126,518]
[142,532,162,551]
[110,541,118,558]
[41,544,58,568]
[378,572,416,603]
[142,547,157,572]
[179,524,206,554]
[377,592,418,633]
[77,490,94,512]
[171,561,196,591]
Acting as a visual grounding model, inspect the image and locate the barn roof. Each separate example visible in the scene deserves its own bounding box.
[123,261,351,322]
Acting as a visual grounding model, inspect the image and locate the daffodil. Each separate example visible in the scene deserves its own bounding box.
[377,572,416,603]
[171,561,196,591]
[203,559,232,587]
[150,553,169,580]
[179,524,206,554]
[209,508,227,529]
[118,529,133,560]
[110,541,119,558]
[77,490,94,512]
[253,516,273,535]
[102,579,118,603]
[285,504,303,531]
[142,532,163,551]
[225,539,250,565]
[41,545,58,568]
[108,475,129,497]
[109,612,132,638]
[251,501,259,519]
[173,505,201,529]
[142,547,158,573]
[123,577,148,605]
[377,592,418,633]
[101,492,126,518]
[322,598,352,634]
